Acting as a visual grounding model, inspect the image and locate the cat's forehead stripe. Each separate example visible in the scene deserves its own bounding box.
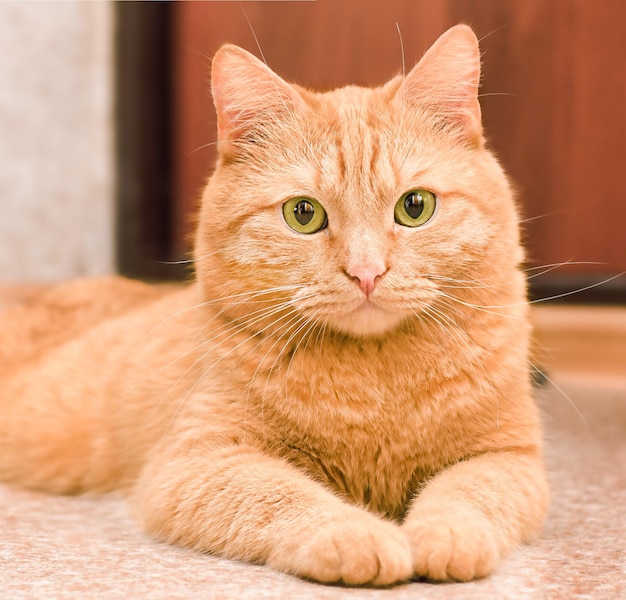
[328,121,386,205]
[314,95,402,210]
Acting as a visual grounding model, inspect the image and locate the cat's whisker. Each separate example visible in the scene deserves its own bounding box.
[220,306,315,437]
[422,274,505,292]
[519,210,564,223]
[244,298,322,430]
[144,284,307,335]
[244,319,304,442]
[196,294,318,354]
[240,5,267,64]
[154,258,195,266]
[394,22,407,156]
[522,260,604,272]
[186,284,306,314]
[259,312,321,437]
[434,289,517,319]
[528,361,588,428]
[423,262,610,296]
[280,314,323,414]
[135,292,317,408]
[282,308,324,389]
[477,92,515,98]
[477,24,508,45]
[209,291,310,326]
[523,260,606,279]
[128,293,306,390]
[396,22,406,79]
[243,309,311,442]
[424,274,488,285]
[430,295,590,431]
[190,140,220,156]
[421,303,493,400]
[193,308,305,438]
[155,302,309,453]
[188,291,318,370]
[445,272,625,310]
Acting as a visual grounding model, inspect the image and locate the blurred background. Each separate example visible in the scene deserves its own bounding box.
[1,0,624,302]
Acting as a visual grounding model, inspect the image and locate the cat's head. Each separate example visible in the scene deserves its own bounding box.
[195,25,524,339]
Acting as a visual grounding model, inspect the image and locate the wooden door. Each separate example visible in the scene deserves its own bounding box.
[168,0,626,300]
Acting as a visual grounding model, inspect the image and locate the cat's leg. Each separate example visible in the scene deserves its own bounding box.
[402,448,548,581]
[132,443,413,586]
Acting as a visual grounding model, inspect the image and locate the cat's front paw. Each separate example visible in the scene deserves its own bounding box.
[403,508,500,582]
[280,511,412,586]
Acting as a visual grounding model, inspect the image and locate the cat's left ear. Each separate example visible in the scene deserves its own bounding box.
[211,45,305,155]
[395,24,483,145]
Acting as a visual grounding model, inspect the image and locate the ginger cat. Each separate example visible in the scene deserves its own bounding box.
[0,25,548,586]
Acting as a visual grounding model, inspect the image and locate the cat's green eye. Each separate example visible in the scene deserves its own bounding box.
[282,197,328,234]
[394,189,437,227]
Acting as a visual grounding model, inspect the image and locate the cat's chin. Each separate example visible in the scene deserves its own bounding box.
[329,302,405,338]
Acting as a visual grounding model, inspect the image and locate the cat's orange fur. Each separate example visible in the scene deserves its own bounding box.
[0,26,548,586]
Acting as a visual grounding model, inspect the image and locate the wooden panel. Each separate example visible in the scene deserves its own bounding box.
[456,0,626,277]
[171,0,626,291]
[532,304,626,389]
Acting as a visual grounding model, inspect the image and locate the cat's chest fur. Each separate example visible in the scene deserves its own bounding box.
[219,325,481,519]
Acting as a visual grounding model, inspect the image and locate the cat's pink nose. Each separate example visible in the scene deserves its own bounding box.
[347,262,387,297]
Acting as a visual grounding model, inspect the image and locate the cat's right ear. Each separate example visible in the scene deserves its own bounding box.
[394,25,483,146]
[211,45,304,155]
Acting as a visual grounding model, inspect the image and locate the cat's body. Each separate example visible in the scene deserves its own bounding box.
[0,26,548,586]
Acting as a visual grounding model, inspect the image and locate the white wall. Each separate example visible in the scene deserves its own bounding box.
[0,1,114,283]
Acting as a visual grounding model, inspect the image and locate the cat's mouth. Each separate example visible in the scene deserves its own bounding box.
[331,297,405,337]
[356,297,379,311]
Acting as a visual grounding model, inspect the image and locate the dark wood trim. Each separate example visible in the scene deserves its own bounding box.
[114,1,186,281]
